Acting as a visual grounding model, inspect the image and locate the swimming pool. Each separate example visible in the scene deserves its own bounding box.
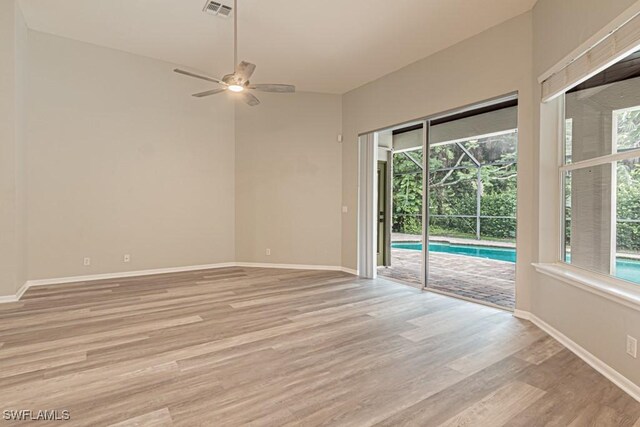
[393,242,516,262]
[392,241,640,284]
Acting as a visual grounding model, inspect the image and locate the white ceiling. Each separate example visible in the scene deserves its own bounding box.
[19,0,537,94]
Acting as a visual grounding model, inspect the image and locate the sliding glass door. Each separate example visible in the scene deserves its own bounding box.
[377,98,518,309]
[425,103,518,309]
[383,125,426,286]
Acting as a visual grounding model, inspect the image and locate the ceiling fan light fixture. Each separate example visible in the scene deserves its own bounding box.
[228,84,244,92]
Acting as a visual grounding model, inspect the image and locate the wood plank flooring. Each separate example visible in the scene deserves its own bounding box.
[0,267,638,426]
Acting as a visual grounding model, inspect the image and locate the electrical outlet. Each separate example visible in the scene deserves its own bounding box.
[83,257,91,266]
[123,254,131,263]
[265,248,271,256]
[342,206,348,213]
[627,335,637,358]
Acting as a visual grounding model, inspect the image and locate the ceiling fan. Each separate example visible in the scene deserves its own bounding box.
[174,0,295,106]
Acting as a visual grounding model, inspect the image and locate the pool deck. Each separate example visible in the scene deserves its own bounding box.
[378,235,516,309]
[392,233,516,248]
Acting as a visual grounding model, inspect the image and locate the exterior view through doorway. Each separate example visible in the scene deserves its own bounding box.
[364,96,518,310]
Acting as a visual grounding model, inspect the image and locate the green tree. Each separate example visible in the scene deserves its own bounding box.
[392,132,519,241]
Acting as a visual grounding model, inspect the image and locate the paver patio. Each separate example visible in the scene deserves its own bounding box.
[378,246,515,309]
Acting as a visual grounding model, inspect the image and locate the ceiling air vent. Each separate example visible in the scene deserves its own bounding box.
[218,5,232,17]
[202,0,232,17]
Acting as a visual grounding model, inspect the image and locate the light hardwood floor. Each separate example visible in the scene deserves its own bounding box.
[0,267,639,426]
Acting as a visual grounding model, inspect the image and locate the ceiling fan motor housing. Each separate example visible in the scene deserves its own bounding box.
[222,73,247,87]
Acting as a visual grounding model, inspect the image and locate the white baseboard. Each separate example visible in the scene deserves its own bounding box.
[0,281,30,303]
[0,262,358,303]
[235,262,358,276]
[0,294,19,303]
[235,262,336,271]
[512,309,531,320]
[515,310,640,403]
[26,262,238,288]
[15,281,29,300]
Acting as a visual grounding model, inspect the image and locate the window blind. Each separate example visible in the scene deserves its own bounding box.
[542,11,640,102]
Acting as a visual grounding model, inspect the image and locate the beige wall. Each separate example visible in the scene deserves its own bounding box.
[0,1,27,297]
[1,23,343,295]
[533,0,639,77]
[0,0,18,296]
[341,12,535,311]
[532,0,640,388]
[24,31,236,280]
[15,2,28,294]
[235,92,342,266]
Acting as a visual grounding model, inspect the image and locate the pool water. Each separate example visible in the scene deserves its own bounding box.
[392,242,640,284]
[616,259,640,284]
[393,242,516,262]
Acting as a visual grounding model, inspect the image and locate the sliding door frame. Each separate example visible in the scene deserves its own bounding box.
[357,93,518,293]
[357,133,378,279]
[421,120,430,287]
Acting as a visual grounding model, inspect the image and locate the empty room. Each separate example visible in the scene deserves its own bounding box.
[1,0,640,425]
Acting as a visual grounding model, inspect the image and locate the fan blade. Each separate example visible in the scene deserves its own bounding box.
[174,69,224,85]
[235,61,256,83]
[240,91,260,106]
[192,88,227,98]
[248,84,296,93]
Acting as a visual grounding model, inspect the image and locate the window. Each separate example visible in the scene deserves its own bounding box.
[561,57,640,285]
[428,130,517,241]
